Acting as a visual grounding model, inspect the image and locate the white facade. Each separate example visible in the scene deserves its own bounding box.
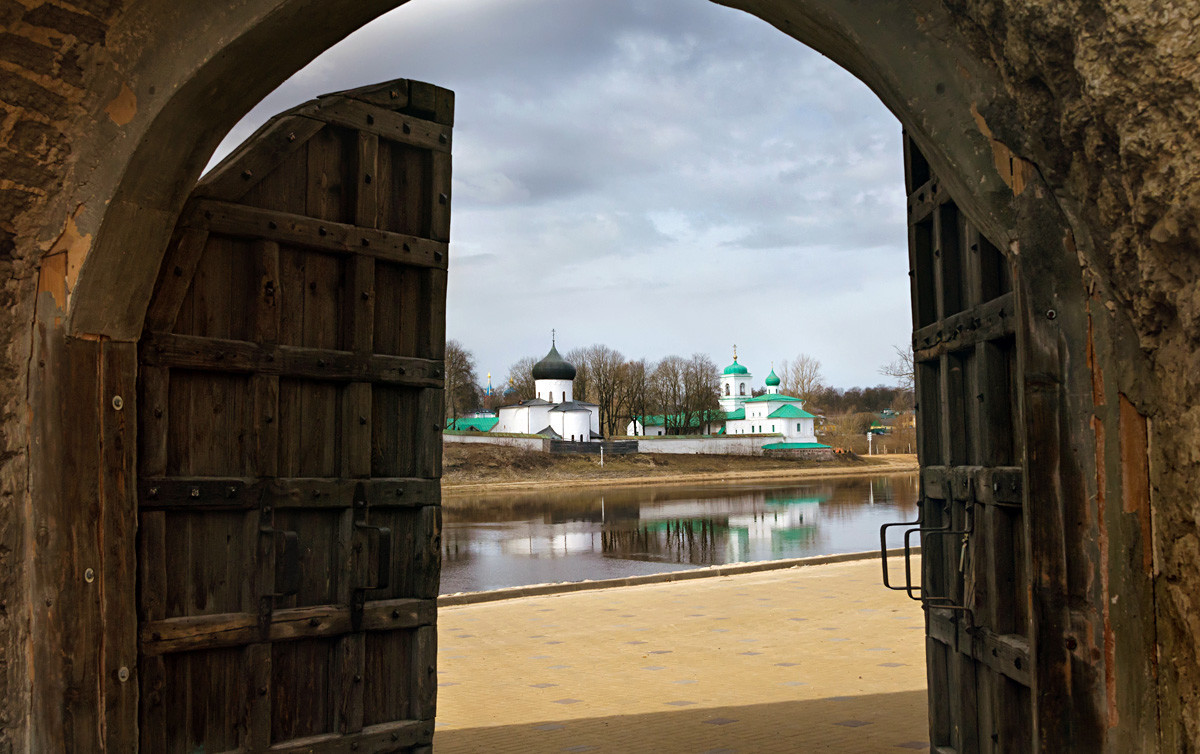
[536,377,573,404]
[724,396,818,442]
[718,362,752,413]
[493,341,601,441]
[495,400,554,436]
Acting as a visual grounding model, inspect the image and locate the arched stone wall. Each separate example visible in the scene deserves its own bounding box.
[0,0,1197,750]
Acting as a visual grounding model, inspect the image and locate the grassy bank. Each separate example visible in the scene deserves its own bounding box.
[441,442,918,497]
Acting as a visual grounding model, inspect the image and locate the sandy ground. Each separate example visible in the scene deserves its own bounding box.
[434,558,929,753]
[441,442,917,498]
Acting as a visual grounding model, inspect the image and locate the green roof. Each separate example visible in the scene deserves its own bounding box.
[722,357,749,376]
[767,404,815,419]
[743,394,802,403]
[446,417,499,432]
[764,368,780,386]
[762,442,831,450]
[723,407,745,421]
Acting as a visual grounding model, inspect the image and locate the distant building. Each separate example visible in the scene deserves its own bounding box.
[627,349,827,449]
[494,336,601,442]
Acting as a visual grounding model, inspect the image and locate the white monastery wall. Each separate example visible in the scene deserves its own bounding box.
[443,434,548,451]
[636,436,778,455]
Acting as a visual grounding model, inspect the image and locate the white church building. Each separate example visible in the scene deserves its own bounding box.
[627,351,823,446]
[720,357,821,444]
[494,338,601,442]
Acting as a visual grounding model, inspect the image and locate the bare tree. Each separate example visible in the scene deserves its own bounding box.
[444,340,480,424]
[880,344,915,392]
[504,356,536,402]
[566,346,590,403]
[779,354,826,404]
[648,353,719,435]
[682,353,721,433]
[618,358,650,435]
[577,345,626,435]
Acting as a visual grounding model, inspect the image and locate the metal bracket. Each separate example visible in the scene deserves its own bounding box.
[351,481,392,631]
[258,505,300,636]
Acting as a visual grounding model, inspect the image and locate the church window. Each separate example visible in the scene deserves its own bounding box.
[797,423,801,432]
[739,383,746,395]
[549,391,553,403]
[724,384,730,396]
[771,425,775,432]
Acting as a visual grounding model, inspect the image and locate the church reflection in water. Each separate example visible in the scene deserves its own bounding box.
[440,474,918,594]
[600,490,825,565]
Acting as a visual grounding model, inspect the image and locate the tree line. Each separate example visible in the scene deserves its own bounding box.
[444,339,917,436]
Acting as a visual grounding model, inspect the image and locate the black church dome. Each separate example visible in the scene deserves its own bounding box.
[532,344,577,380]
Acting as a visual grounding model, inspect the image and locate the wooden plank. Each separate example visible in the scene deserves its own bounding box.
[357,132,379,229]
[346,256,376,354]
[196,114,327,201]
[138,365,169,476]
[30,332,103,752]
[336,79,411,110]
[411,625,437,721]
[344,383,373,479]
[427,268,447,361]
[317,96,451,153]
[137,509,167,750]
[145,228,209,333]
[181,200,449,270]
[254,239,281,344]
[414,505,442,600]
[408,79,455,126]
[100,341,139,751]
[245,642,273,750]
[431,151,451,243]
[306,118,355,224]
[914,293,1016,360]
[139,332,445,388]
[337,634,366,735]
[140,599,436,655]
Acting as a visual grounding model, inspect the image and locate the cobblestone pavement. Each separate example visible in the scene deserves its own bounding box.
[435,559,929,753]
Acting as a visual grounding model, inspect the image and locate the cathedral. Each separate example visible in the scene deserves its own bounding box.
[494,337,601,442]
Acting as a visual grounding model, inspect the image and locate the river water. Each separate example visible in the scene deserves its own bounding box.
[440,472,918,594]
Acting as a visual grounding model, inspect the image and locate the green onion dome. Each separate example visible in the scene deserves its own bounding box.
[723,357,749,376]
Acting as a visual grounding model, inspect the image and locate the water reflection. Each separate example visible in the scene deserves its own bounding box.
[441,474,918,594]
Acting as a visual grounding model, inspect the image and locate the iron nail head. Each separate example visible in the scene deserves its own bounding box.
[84,567,95,584]
[111,395,124,411]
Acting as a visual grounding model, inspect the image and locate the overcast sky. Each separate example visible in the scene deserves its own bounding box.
[212,0,910,389]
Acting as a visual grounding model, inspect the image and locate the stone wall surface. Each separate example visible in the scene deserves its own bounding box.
[937,2,1200,746]
[0,0,1197,750]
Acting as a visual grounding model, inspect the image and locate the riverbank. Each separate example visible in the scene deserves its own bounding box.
[441,442,918,498]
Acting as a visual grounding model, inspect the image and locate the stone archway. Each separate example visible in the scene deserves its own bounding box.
[2,1,1198,752]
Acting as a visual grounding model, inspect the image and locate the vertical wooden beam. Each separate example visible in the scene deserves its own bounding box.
[145,229,208,333]
[100,340,139,751]
[30,328,103,752]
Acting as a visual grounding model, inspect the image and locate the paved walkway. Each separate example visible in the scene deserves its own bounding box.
[435,559,929,753]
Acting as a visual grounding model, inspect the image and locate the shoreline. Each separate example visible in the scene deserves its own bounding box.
[441,455,918,497]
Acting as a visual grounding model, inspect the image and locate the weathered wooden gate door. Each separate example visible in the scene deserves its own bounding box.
[897,134,1035,752]
[136,79,450,753]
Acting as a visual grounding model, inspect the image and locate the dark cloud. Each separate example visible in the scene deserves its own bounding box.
[211,0,912,387]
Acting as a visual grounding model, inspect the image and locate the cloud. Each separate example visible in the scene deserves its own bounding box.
[211,0,911,388]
